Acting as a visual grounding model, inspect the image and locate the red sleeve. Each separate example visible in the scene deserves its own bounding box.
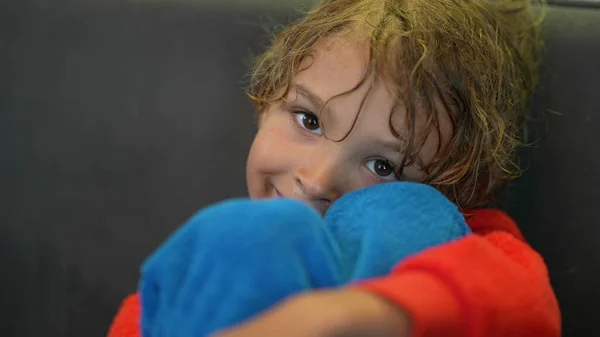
[356,209,561,337]
[107,293,141,337]
[107,210,561,337]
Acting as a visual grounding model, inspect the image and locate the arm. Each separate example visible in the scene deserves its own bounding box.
[107,294,141,337]
[107,210,561,337]
[356,209,561,337]
[215,209,560,337]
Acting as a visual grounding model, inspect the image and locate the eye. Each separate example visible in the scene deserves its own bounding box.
[366,159,398,181]
[293,111,322,135]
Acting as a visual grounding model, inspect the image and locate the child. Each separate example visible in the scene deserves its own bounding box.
[109,0,561,336]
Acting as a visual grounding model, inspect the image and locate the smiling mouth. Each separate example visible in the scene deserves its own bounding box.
[271,185,328,215]
[273,186,285,198]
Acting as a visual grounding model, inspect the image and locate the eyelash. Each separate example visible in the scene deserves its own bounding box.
[291,110,401,181]
[292,110,322,135]
[366,158,399,181]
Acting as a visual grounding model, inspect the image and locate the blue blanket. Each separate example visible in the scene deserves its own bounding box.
[139,182,471,337]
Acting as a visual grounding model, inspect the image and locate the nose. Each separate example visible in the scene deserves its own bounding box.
[293,160,341,206]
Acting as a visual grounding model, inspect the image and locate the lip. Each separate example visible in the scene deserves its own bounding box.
[273,186,285,198]
[271,184,327,215]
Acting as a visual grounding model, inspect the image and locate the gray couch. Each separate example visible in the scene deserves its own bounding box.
[1,1,599,336]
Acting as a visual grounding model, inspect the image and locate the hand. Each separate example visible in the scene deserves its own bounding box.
[211,289,411,337]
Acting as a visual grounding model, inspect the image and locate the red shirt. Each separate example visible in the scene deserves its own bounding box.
[107,209,561,337]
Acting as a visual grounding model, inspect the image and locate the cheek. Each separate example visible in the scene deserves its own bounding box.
[248,124,293,172]
[355,169,387,190]
[246,115,298,196]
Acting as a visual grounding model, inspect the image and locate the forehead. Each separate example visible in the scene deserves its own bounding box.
[290,34,453,163]
[295,35,371,103]
[293,35,399,138]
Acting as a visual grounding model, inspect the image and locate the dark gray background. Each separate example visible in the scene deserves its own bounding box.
[1,1,599,337]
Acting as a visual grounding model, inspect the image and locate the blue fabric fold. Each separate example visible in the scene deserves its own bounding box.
[139,182,471,337]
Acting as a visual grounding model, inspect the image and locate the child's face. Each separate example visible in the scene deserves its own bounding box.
[246,35,450,214]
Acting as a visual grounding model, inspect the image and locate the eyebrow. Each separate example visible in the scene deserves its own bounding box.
[376,138,406,155]
[294,84,325,111]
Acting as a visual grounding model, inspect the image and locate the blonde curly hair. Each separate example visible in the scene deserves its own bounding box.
[247,0,545,209]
